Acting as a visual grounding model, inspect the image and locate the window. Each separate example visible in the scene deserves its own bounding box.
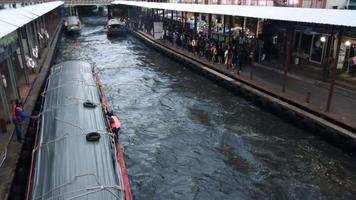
[300,33,312,54]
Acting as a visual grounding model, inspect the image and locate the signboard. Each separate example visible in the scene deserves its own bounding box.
[153,22,164,40]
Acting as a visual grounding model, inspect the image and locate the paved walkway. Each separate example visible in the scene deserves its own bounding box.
[139,31,356,131]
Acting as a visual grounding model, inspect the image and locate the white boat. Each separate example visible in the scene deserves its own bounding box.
[107,18,127,37]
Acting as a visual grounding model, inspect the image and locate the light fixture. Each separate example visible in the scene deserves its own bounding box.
[345,40,351,46]
[320,36,326,43]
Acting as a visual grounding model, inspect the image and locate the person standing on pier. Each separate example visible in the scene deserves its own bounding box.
[12,99,33,143]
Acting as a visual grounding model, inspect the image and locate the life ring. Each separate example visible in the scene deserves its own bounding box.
[26,58,35,69]
[45,31,49,39]
[83,100,97,108]
[38,32,43,39]
[32,48,38,58]
[86,132,101,142]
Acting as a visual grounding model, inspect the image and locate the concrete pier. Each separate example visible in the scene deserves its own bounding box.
[0,23,63,200]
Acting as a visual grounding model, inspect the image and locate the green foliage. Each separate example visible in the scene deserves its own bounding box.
[0,31,18,48]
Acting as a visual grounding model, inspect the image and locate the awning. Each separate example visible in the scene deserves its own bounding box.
[112,1,356,27]
[0,1,63,39]
[20,1,63,16]
[0,20,17,39]
[0,9,34,27]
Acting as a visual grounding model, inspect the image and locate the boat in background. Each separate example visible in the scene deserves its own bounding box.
[107,18,126,37]
[64,16,82,35]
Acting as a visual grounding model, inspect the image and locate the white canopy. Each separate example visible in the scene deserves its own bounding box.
[112,1,356,27]
[0,1,63,39]
[20,1,63,16]
[0,20,18,38]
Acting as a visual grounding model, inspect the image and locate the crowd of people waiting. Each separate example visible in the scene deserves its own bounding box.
[126,15,256,73]
[166,30,253,72]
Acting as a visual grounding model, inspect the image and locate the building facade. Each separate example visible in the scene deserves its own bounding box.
[170,0,356,9]
[0,2,62,131]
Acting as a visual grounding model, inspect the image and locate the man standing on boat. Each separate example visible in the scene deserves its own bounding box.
[107,111,121,140]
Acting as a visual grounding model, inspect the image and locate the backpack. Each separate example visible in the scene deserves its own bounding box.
[213,48,218,55]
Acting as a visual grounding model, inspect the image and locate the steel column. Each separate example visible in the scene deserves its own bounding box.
[17,29,30,85]
[281,23,294,93]
[0,79,11,122]
[6,57,19,99]
[208,14,212,39]
[326,27,343,112]
[194,12,197,35]
[229,15,232,43]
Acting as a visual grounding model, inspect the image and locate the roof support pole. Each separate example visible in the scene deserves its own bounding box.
[35,20,42,56]
[163,9,166,36]
[181,11,184,34]
[0,77,11,123]
[281,22,295,93]
[194,12,198,36]
[17,29,30,85]
[175,10,178,24]
[223,15,226,43]
[229,15,232,44]
[24,25,32,57]
[208,14,212,39]
[322,27,335,81]
[171,10,173,24]
[326,26,343,112]
[243,17,246,32]
[31,22,39,51]
[6,57,19,99]
[107,5,111,19]
[25,25,34,57]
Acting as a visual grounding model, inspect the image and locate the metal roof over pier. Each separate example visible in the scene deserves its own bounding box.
[0,1,63,38]
[112,1,356,27]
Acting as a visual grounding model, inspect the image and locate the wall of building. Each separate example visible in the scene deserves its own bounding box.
[325,0,346,9]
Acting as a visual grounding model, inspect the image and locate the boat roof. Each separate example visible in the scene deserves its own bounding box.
[31,61,125,200]
[65,16,81,24]
[108,18,125,26]
[112,1,356,27]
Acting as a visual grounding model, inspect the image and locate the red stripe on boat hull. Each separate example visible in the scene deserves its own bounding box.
[116,143,133,200]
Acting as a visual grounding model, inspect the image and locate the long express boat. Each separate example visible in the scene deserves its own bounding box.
[26,61,132,200]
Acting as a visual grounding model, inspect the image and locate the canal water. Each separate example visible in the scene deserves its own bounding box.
[55,15,356,200]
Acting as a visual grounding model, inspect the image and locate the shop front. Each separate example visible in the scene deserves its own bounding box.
[337,36,356,76]
[292,27,331,66]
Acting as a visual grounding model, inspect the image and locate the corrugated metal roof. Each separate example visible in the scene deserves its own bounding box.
[112,1,356,27]
[0,20,17,38]
[0,9,34,28]
[31,61,125,200]
[20,1,63,16]
[13,8,38,19]
[0,1,63,39]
